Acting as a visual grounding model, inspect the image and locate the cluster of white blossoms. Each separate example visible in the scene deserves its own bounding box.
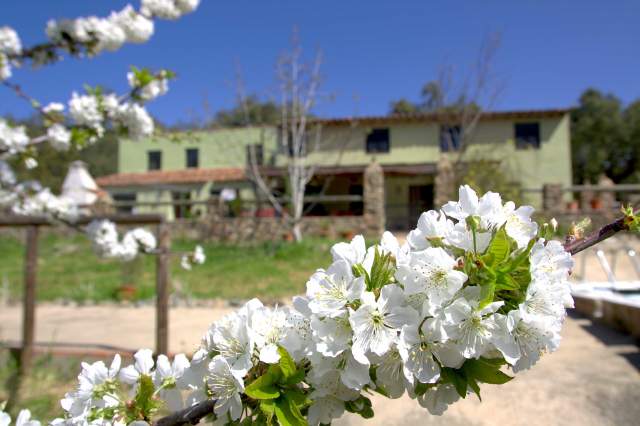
[0,119,29,156]
[0,26,21,80]
[0,407,40,426]
[180,244,206,270]
[0,3,202,266]
[46,1,198,57]
[11,185,577,426]
[128,70,169,101]
[141,0,201,20]
[86,219,157,262]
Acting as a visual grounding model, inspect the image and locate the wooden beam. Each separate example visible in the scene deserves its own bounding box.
[6,225,39,410]
[155,222,171,355]
[0,213,165,228]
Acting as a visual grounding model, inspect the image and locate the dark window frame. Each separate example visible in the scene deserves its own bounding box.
[439,125,462,152]
[366,128,390,153]
[112,193,136,214]
[147,150,162,171]
[186,148,199,168]
[515,122,541,150]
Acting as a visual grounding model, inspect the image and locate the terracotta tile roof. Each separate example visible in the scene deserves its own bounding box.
[96,167,245,188]
[314,108,572,126]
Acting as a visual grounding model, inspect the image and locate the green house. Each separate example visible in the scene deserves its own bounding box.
[97,109,572,227]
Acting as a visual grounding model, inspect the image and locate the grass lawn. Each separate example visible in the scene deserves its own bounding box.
[0,351,80,420]
[0,232,336,303]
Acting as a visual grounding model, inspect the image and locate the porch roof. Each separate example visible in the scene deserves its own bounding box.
[96,167,245,188]
[260,163,438,176]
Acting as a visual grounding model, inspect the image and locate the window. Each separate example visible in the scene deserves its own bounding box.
[171,191,192,219]
[186,148,199,168]
[112,193,136,214]
[246,144,264,166]
[366,128,390,153]
[148,150,162,171]
[515,122,541,149]
[440,125,462,152]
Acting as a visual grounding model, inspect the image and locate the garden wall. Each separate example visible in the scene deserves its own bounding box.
[169,215,368,242]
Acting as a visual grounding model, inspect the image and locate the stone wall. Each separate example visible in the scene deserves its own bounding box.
[169,215,368,242]
[363,162,385,236]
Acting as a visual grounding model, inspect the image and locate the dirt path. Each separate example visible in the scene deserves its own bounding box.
[0,304,234,355]
[0,305,638,425]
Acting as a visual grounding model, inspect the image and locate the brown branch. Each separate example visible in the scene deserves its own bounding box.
[153,399,216,426]
[563,215,631,256]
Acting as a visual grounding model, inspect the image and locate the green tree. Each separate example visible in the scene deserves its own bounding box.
[571,89,628,184]
[389,98,419,115]
[210,95,281,127]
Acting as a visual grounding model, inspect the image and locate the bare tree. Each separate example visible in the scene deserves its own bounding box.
[244,29,324,242]
[424,33,509,205]
[432,32,505,158]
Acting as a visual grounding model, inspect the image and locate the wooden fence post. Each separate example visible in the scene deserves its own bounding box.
[155,222,170,355]
[7,225,39,410]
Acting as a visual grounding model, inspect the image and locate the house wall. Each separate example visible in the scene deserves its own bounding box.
[303,114,572,206]
[111,114,572,218]
[118,126,278,173]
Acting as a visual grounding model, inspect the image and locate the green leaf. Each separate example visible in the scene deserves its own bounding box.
[467,376,482,401]
[462,359,513,385]
[277,346,297,379]
[483,228,510,265]
[441,368,468,398]
[274,395,308,426]
[345,396,374,418]
[284,369,305,386]
[260,399,276,424]
[267,364,283,383]
[133,374,158,419]
[245,375,281,400]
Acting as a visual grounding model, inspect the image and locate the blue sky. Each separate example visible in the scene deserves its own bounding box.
[1,0,639,125]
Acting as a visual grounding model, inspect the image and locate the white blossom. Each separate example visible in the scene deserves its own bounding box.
[207,355,245,421]
[330,234,367,267]
[407,210,452,250]
[61,355,121,421]
[349,285,418,364]
[43,102,65,114]
[503,202,538,249]
[154,354,190,410]
[46,124,72,151]
[119,348,155,384]
[417,383,461,415]
[396,247,467,306]
[442,185,505,229]
[117,103,154,139]
[202,308,254,375]
[111,5,155,43]
[0,119,29,156]
[14,410,40,426]
[68,93,102,129]
[0,27,21,56]
[306,259,364,317]
[141,0,183,19]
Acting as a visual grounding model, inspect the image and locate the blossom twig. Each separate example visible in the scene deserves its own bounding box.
[563,213,634,256]
[153,399,216,426]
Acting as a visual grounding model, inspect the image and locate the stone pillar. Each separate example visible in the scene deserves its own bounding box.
[435,156,455,209]
[542,183,564,214]
[363,161,385,237]
[598,174,616,219]
[579,183,594,213]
